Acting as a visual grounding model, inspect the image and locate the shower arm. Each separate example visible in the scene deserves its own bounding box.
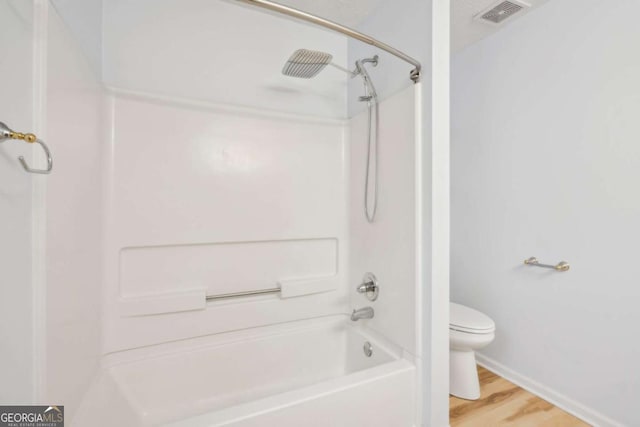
[328,63,357,77]
[329,56,378,80]
[232,0,422,83]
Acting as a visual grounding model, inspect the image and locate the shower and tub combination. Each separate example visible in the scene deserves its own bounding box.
[0,0,445,425]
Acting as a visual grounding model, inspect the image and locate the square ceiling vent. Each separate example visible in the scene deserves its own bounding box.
[475,0,531,25]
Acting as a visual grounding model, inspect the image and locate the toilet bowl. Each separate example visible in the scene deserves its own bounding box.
[449,302,495,400]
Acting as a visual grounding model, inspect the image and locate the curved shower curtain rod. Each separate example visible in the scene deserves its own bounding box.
[232,0,422,83]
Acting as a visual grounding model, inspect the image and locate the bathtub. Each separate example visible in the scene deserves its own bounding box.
[74,316,416,426]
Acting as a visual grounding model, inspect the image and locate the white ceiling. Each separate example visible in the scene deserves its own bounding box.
[275,0,385,28]
[52,0,555,72]
[281,0,551,53]
[451,0,550,52]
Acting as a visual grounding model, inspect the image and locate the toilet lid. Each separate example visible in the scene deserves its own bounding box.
[450,303,495,334]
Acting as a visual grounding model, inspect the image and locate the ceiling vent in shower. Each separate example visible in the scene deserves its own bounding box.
[475,0,530,25]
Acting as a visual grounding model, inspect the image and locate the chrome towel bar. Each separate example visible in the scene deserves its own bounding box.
[206,287,280,301]
[524,257,570,272]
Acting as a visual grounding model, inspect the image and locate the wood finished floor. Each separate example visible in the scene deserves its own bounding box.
[450,366,590,427]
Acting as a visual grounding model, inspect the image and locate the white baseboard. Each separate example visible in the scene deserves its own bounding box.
[475,353,625,427]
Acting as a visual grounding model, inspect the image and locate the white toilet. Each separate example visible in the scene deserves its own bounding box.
[449,302,495,400]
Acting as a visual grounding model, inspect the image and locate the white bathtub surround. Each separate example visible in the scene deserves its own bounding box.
[44,5,104,411]
[103,88,349,352]
[1,1,108,414]
[75,316,415,426]
[93,82,421,426]
[452,0,640,424]
[349,85,417,355]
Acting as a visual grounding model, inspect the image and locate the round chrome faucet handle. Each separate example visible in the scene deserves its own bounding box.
[357,281,374,293]
[357,272,379,301]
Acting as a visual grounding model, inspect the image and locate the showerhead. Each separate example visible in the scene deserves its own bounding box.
[282,49,333,79]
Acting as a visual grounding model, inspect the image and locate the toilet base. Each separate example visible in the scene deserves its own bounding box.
[450,349,480,400]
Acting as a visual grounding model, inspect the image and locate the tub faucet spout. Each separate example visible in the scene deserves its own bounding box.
[351,306,374,321]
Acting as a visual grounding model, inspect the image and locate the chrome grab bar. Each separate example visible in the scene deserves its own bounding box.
[205,286,280,301]
[0,121,53,174]
[524,257,570,272]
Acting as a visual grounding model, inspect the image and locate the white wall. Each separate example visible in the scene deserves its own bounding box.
[43,3,103,419]
[452,1,640,425]
[349,85,416,354]
[349,1,450,425]
[0,0,103,414]
[50,0,102,75]
[103,0,348,118]
[103,90,349,352]
[0,0,35,403]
